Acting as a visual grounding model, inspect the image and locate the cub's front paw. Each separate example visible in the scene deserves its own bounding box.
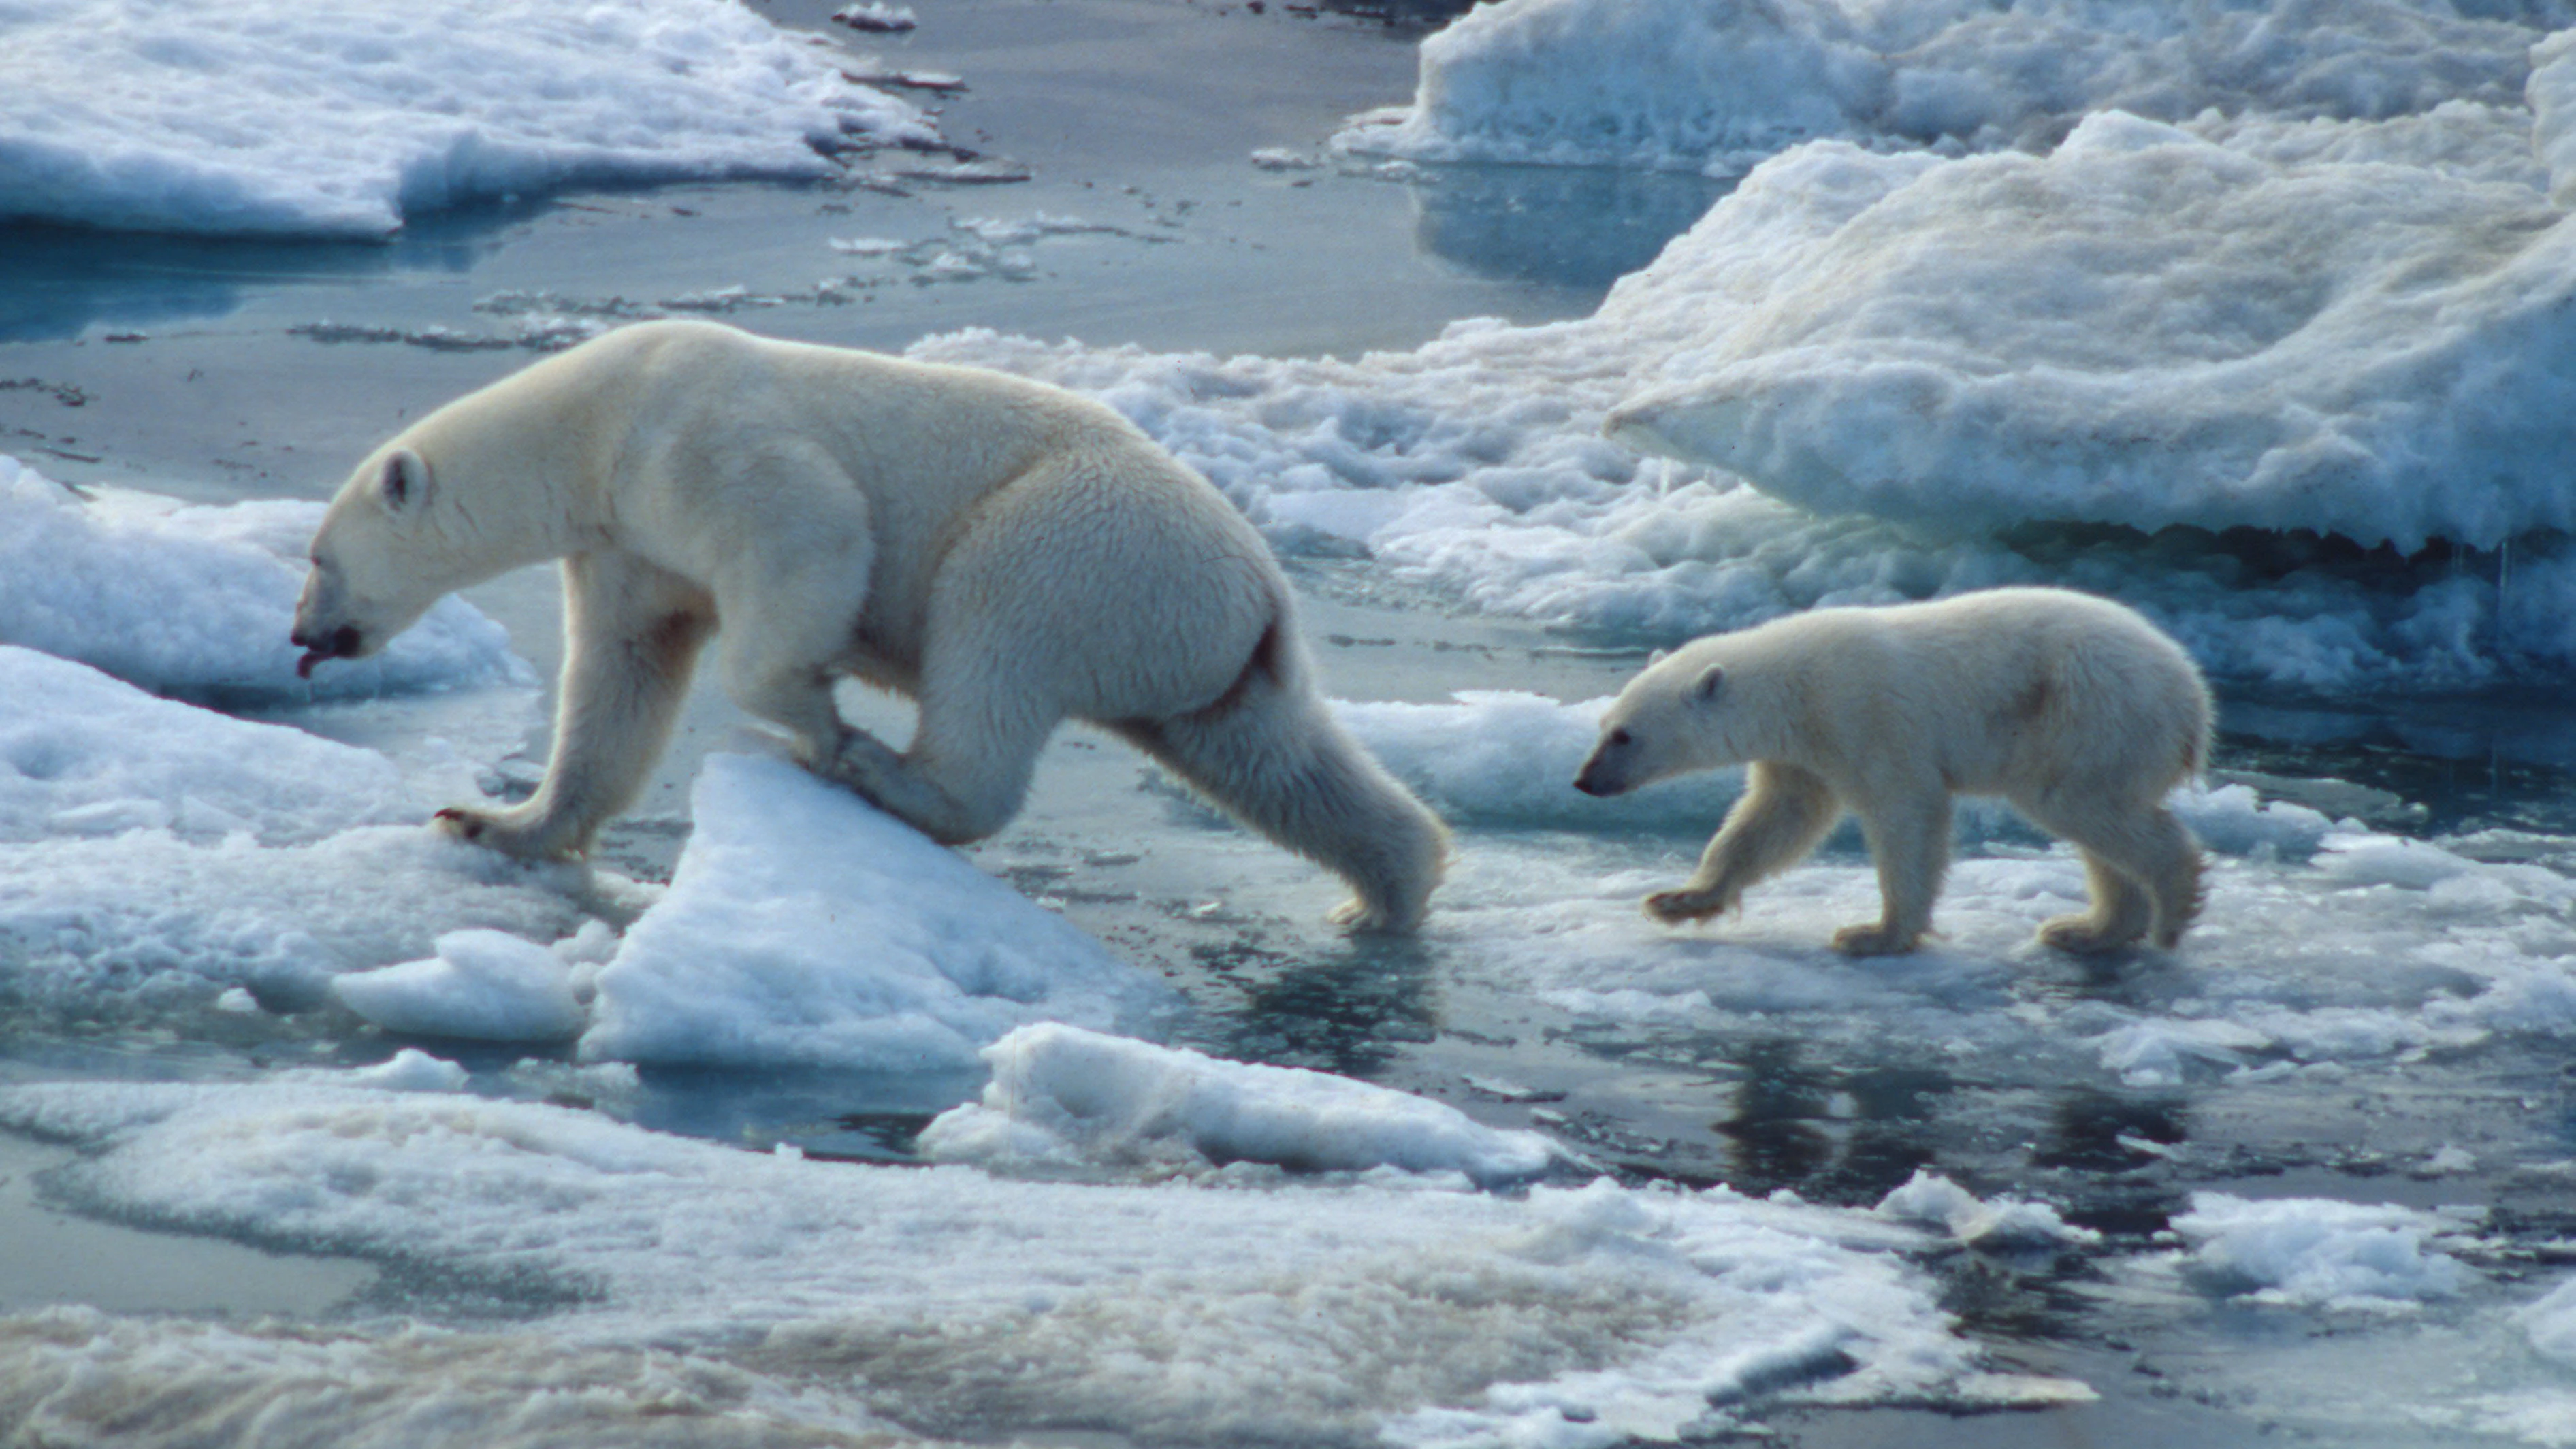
[431,807,577,861]
[1643,888,1729,924]
[1829,922,1922,957]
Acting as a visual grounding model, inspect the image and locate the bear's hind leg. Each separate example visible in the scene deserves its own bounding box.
[826,689,1056,845]
[1646,761,1839,925]
[1835,792,1952,956]
[2018,792,2204,951]
[438,555,713,859]
[2035,851,2155,955]
[1120,677,1448,934]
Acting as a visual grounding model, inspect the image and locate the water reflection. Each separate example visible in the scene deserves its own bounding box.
[0,212,506,343]
[1405,163,1733,290]
[1712,1040,1947,1203]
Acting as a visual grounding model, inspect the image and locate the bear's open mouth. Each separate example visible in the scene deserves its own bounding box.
[294,624,364,678]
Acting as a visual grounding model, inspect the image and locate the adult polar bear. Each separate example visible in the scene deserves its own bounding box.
[292,320,1447,930]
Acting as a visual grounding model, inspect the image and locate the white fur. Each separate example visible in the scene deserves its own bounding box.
[293,321,1447,930]
[1575,588,2211,956]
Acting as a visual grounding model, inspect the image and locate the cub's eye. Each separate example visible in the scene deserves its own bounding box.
[1607,728,1632,748]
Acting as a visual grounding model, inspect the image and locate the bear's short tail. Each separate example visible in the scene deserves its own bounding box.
[1116,618,1449,932]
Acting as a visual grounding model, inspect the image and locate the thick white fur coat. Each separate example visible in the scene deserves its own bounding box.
[293,321,1446,930]
[1576,588,2210,955]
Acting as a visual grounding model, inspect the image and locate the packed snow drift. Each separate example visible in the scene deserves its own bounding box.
[0,0,933,237]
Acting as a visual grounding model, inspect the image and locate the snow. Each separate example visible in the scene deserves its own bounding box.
[920,1022,1566,1186]
[2168,1192,2472,1312]
[0,457,529,700]
[1338,0,2560,175]
[0,647,427,845]
[1875,1168,2099,1249]
[0,0,934,238]
[331,930,589,1043]
[1597,112,2576,553]
[0,1077,2085,1446]
[579,754,1172,1070]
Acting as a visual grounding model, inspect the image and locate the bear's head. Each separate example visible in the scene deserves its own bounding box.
[1573,642,1765,797]
[292,444,460,678]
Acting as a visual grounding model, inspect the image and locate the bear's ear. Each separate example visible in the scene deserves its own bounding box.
[1692,664,1724,703]
[1647,647,1670,667]
[376,449,432,516]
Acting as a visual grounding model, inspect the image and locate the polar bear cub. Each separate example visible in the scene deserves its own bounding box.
[291,320,1446,930]
[1574,588,2210,956]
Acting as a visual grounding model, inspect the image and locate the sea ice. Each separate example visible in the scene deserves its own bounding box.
[2168,1192,2472,1311]
[0,647,426,845]
[0,456,528,700]
[579,754,1172,1070]
[332,929,589,1043]
[0,0,935,238]
[920,1022,1566,1185]
[0,1077,2086,1444]
[1338,0,2556,174]
[1875,1167,2100,1249]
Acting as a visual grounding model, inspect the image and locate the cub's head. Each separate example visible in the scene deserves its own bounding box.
[1573,643,1749,798]
[291,445,448,678]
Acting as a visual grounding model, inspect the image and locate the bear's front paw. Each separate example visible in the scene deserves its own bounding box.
[432,807,579,861]
[1830,922,1923,956]
[1643,888,1729,924]
[1329,894,1425,934]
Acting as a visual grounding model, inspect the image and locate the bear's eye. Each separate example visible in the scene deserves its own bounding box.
[1607,728,1632,748]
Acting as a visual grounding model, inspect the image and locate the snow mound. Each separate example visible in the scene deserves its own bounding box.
[0,458,529,699]
[580,754,1171,1070]
[0,1078,2089,1444]
[1338,0,2552,175]
[0,647,427,845]
[920,1022,1566,1186]
[0,0,933,238]
[332,930,588,1043]
[1600,112,2576,553]
[2170,1192,2470,1311]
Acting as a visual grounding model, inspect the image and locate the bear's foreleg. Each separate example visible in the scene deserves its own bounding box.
[1834,789,1954,956]
[1645,762,1840,925]
[436,555,713,859]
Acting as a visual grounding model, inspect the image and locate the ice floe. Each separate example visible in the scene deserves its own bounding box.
[332,930,590,1043]
[0,1076,2088,1444]
[579,755,1172,1070]
[0,0,934,238]
[0,456,528,700]
[920,1022,1566,1185]
[2168,1192,2476,1312]
[1338,0,2560,174]
[1875,1167,2100,1249]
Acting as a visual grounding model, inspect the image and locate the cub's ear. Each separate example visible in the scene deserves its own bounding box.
[1692,664,1724,702]
[377,449,432,515]
[1647,647,1670,667]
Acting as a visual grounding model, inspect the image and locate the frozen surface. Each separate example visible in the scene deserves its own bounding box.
[0,638,596,1017]
[2167,1192,2473,1312]
[580,755,1172,1070]
[1598,112,2576,553]
[1874,1168,2099,1250]
[1338,0,2564,174]
[0,457,529,698]
[920,1022,1566,1186]
[0,1077,2084,1446]
[331,930,588,1043]
[0,0,933,238]
[0,647,428,845]
[914,266,2576,691]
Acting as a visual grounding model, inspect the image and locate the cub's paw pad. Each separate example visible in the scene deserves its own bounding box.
[1643,890,1724,924]
[2037,913,2144,956]
[1830,923,1921,957]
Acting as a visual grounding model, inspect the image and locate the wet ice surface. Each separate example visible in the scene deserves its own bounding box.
[12,0,2576,1445]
